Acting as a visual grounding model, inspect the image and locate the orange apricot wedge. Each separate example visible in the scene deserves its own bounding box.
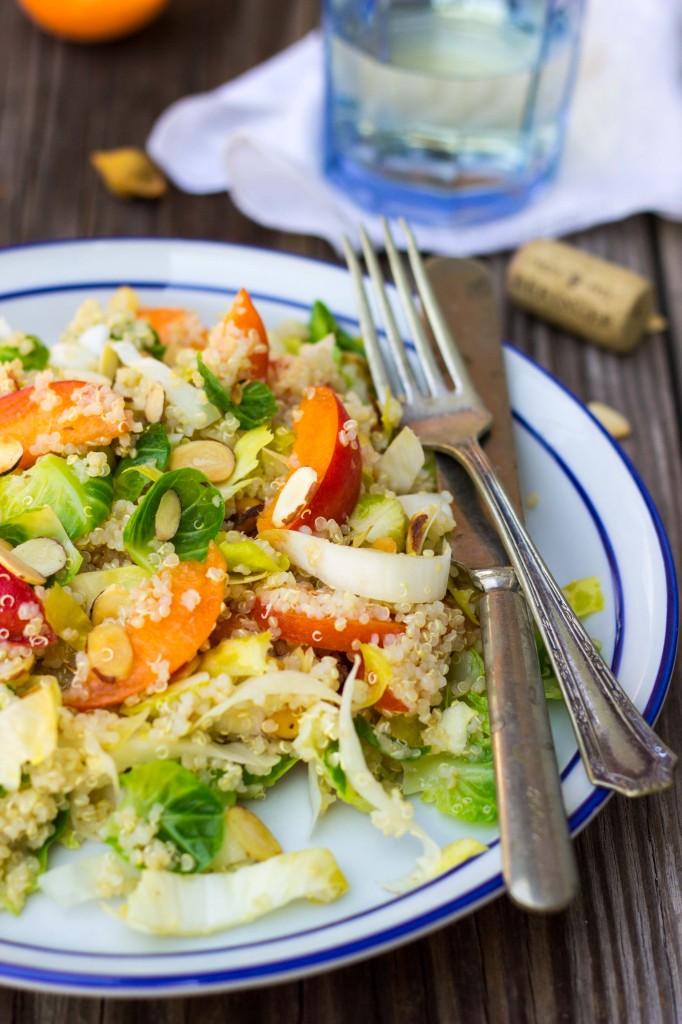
[258,386,362,533]
[0,379,131,470]
[207,289,269,382]
[63,543,227,710]
[137,307,208,362]
[253,597,404,653]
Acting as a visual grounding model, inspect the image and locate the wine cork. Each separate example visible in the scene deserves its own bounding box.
[506,239,655,352]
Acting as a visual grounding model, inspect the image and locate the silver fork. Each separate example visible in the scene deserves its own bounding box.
[342,220,677,804]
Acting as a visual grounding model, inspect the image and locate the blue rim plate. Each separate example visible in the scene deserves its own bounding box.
[0,238,676,997]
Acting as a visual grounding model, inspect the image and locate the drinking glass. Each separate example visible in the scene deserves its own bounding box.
[322,0,585,224]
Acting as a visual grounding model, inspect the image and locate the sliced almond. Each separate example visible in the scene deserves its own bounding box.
[155,489,182,542]
[87,622,134,681]
[587,401,632,440]
[0,538,46,585]
[145,382,166,424]
[90,584,134,626]
[12,538,67,579]
[225,806,282,862]
[169,440,236,483]
[272,466,318,528]
[0,439,23,476]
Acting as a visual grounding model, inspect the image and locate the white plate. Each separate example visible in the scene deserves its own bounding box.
[0,238,676,997]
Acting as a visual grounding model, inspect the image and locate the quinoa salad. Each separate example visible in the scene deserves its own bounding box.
[0,287,601,936]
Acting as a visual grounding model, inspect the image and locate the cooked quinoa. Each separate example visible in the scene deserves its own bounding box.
[0,287,493,934]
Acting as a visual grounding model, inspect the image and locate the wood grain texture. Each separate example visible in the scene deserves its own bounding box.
[1,2,681,1022]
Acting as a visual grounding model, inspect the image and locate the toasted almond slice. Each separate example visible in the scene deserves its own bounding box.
[90,584,134,627]
[155,489,182,542]
[12,538,67,578]
[272,466,318,528]
[587,401,632,440]
[0,538,46,585]
[145,382,166,424]
[169,440,236,483]
[225,806,282,862]
[87,623,134,681]
[0,439,23,476]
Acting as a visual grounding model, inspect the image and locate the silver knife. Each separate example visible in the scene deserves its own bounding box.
[426,256,579,912]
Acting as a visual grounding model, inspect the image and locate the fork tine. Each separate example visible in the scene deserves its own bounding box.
[341,235,393,402]
[358,226,418,403]
[401,218,482,399]
[382,218,447,397]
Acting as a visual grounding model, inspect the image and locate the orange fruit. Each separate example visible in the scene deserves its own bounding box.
[16,0,171,44]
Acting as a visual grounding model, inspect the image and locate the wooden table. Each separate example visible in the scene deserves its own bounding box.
[0,2,680,1021]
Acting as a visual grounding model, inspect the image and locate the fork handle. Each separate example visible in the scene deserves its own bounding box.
[476,567,578,911]
[443,438,677,796]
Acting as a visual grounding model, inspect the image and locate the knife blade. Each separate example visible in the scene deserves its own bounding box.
[425,256,578,912]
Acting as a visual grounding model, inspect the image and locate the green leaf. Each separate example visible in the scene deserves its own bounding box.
[195,355,232,414]
[217,425,273,502]
[107,761,225,873]
[206,781,238,809]
[232,382,278,430]
[219,539,288,577]
[0,507,82,582]
[563,576,605,618]
[0,454,113,540]
[0,334,49,371]
[196,355,277,429]
[348,494,408,550]
[535,578,605,698]
[446,649,485,706]
[402,690,496,822]
[111,325,166,361]
[34,807,69,874]
[123,467,225,570]
[241,755,298,796]
[114,423,171,501]
[309,301,364,355]
[354,715,430,761]
[403,752,497,824]
[141,327,167,361]
[319,741,371,812]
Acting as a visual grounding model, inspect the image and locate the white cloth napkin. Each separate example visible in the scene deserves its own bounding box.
[147,1,682,256]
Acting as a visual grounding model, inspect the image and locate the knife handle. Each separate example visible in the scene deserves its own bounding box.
[447,437,677,795]
[477,568,578,912]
